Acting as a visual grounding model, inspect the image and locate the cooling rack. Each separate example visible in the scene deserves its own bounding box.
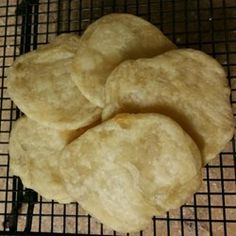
[0,0,235,235]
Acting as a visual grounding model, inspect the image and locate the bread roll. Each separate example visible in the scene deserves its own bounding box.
[60,113,202,232]
[72,13,176,107]
[103,49,235,165]
[7,34,101,130]
[9,116,85,203]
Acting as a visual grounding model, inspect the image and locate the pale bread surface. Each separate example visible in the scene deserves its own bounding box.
[72,14,176,107]
[9,116,84,203]
[60,113,202,232]
[7,34,101,130]
[103,49,235,165]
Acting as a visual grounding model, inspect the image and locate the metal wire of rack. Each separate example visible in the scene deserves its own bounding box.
[0,0,235,235]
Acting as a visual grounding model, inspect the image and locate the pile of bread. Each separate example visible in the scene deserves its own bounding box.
[7,14,234,233]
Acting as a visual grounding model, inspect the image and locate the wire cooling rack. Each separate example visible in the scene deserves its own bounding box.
[0,0,235,235]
